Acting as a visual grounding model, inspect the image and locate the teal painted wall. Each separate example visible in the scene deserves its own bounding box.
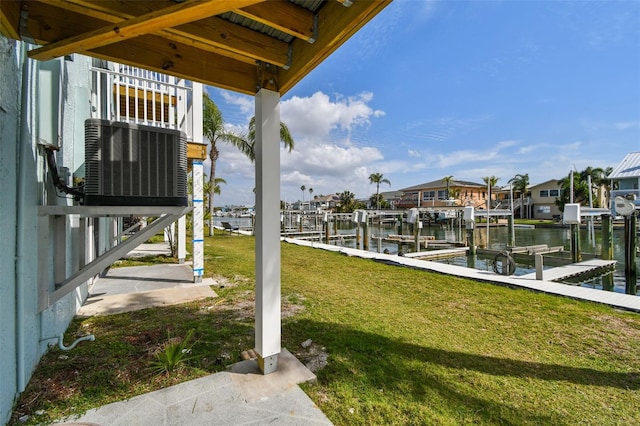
[0,37,93,424]
[0,36,22,426]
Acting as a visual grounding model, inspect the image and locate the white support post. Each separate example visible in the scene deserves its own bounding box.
[192,161,204,282]
[178,215,186,264]
[191,83,204,277]
[254,88,281,374]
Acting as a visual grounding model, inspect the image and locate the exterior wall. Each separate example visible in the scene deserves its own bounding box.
[0,36,22,425]
[397,185,487,209]
[0,38,92,424]
[530,181,562,219]
[618,177,640,191]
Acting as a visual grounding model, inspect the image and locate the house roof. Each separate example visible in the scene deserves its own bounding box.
[380,190,403,199]
[0,0,391,96]
[608,152,640,179]
[399,179,486,192]
[527,179,560,190]
[314,194,340,202]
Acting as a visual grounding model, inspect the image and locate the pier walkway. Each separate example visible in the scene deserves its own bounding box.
[283,238,640,313]
[520,259,617,282]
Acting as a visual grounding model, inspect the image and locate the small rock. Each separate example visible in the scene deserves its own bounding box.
[348,408,355,414]
[18,415,29,423]
[35,410,45,416]
[301,339,312,348]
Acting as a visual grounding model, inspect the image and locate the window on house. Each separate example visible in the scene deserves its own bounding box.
[540,190,549,197]
[537,206,551,214]
[549,189,559,197]
[404,192,418,201]
[437,190,446,200]
[423,191,435,201]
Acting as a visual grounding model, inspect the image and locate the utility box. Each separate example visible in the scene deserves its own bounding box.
[563,204,581,224]
[463,206,475,221]
[407,208,419,224]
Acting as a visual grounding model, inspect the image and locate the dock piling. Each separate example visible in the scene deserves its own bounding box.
[535,254,544,280]
[624,212,637,294]
[601,214,613,260]
[570,223,582,263]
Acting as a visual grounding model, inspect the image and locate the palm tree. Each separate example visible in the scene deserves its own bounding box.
[212,177,226,196]
[369,193,389,209]
[509,173,529,218]
[368,172,391,210]
[338,190,356,213]
[481,175,499,242]
[556,166,608,209]
[203,93,247,236]
[448,188,461,205]
[442,175,454,200]
[309,188,313,209]
[482,175,500,227]
[245,117,294,162]
[482,176,500,208]
[300,185,306,210]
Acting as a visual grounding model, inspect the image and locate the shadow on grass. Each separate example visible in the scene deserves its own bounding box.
[286,319,639,425]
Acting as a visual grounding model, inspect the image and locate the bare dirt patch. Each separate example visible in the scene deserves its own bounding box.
[293,342,329,373]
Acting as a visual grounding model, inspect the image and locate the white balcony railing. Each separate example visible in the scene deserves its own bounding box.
[90,64,194,140]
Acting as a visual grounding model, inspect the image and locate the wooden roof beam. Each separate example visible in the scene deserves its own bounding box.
[87,34,259,95]
[28,0,265,61]
[0,0,22,40]
[233,2,316,42]
[279,0,391,94]
[43,0,289,68]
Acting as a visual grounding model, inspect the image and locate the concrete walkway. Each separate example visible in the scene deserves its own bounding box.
[57,349,330,426]
[64,243,331,425]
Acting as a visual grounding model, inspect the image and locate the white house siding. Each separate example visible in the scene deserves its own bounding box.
[0,37,92,424]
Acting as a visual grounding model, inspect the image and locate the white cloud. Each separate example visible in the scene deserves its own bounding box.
[281,91,385,143]
[614,121,638,131]
[220,91,254,115]
[408,149,421,158]
[211,89,387,204]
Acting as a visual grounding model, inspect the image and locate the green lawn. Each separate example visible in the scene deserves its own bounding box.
[11,232,640,425]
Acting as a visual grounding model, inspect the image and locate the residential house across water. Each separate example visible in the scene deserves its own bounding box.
[609,152,640,216]
[397,179,492,210]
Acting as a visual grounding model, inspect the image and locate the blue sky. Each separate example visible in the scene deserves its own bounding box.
[205,0,640,207]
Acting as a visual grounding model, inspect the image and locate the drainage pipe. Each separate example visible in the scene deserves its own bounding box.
[57,334,95,351]
[15,43,34,393]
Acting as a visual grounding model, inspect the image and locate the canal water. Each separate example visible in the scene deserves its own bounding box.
[335,222,637,296]
[215,217,638,296]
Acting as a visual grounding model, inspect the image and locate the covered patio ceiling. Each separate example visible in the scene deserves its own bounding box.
[0,0,391,95]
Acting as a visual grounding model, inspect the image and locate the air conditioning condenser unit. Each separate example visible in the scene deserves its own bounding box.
[84,119,187,206]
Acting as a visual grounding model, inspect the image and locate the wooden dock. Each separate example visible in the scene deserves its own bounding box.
[403,247,469,260]
[519,259,617,282]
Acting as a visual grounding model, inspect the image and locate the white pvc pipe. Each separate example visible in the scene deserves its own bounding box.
[15,43,37,393]
[57,334,95,351]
